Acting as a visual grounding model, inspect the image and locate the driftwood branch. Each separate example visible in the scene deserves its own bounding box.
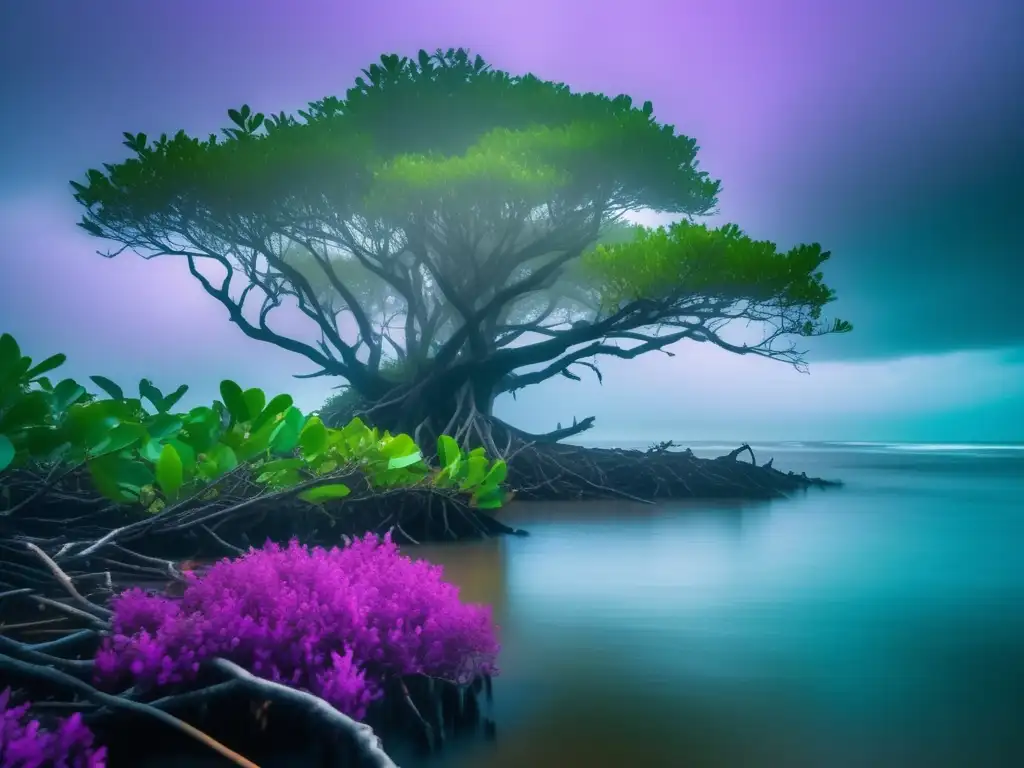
[210,658,398,768]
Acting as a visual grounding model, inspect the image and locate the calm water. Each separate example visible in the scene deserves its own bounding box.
[405,442,1024,768]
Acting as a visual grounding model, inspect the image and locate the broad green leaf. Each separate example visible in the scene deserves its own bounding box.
[437,434,460,468]
[87,454,154,503]
[116,459,156,496]
[460,454,489,488]
[380,433,418,458]
[19,426,67,457]
[89,375,125,401]
[209,443,238,474]
[166,439,196,473]
[0,334,22,378]
[138,379,165,412]
[64,401,120,446]
[251,393,293,433]
[0,434,14,471]
[387,451,423,470]
[242,388,266,421]
[161,384,189,412]
[219,380,249,424]
[140,438,164,463]
[25,354,67,380]
[236,417,278,461]
[52,378,88,412]
[0,391,53,432]
[146,413,184,440]
[314,458,338,475]
[178,415,219,454]
[259,457,305,474]
[185,405,217,424]
[261,467,302,488]
[472,485,506,510]
[36,377,53,391]
[298,483,351,503]
[155,443,184,499]
[0,356,32,408]
[196,458,219,481]
[298,416,327,456]
[87,455,133,502]
[483,459,508,486]
[88,422,146,457]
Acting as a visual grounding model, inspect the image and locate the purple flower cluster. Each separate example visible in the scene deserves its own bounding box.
[0,688,107,768]
[95,533,500,719]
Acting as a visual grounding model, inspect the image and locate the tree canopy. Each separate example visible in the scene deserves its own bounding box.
[71,47,850,441]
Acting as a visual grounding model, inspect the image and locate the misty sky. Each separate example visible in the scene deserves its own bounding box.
[0,0,1021,443]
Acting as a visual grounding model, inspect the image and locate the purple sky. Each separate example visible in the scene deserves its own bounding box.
[1,0,1021,442]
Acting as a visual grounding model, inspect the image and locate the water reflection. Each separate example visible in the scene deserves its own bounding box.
[404,452,1024,768]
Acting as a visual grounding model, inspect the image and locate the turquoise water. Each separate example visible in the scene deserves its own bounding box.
[407,443,1024,768]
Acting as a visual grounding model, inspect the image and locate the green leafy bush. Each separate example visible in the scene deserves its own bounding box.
[0,332,508,512]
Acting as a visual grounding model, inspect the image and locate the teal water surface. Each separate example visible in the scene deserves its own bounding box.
[406,443,1024,768]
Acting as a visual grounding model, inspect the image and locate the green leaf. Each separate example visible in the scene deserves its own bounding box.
[483,459,508,486]
[0,391,53,432]
[380,433,418,459]
[0,434,14,471]
[387,451,423,470]
[437,434,460,468]
[64,401,120,446]
[36,377,53,391]
[87,454,154,503]
[139,438,164,463]
[236,417,278,461]
[209,443,239,474]
[298,416,327,456]
[242,388,266,421]
[166,439,196,472]
[25,353,67,380]
[145,413,184,441]
[19,426,68,458]
[259,457,305,474]
[138,378,166,412]
[298,483,351,503]
[88,422,146,457]
[155,443,184,499]
[472,485,506,510]
[460,454,489,488]
[0,334,22,376]
[161,384,189,412]
[52,378,88,412]
[89,375,124,401]
[261,467,301,488]
[250,393,293,433]
[219,380,249,423]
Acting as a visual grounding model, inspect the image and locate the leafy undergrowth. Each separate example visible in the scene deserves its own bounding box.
[0,688,107,768]
[95,532,500,720]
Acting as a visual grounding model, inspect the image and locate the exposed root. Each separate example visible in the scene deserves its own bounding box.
[478,424,839,503]
[0,538,494,766]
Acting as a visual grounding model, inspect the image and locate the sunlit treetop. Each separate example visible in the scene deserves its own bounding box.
[71,48,849,402]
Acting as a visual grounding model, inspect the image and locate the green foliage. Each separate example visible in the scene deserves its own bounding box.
[0,333,510,513]
[69,47,850,404]
[582,221,854,334]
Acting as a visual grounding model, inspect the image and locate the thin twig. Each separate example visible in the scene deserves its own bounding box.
[25,542,112,619]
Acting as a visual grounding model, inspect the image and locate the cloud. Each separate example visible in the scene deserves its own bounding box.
[497,343,1024,443]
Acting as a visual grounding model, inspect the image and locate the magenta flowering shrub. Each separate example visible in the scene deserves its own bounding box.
[0,688,107,768]
[95,533,499,720]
